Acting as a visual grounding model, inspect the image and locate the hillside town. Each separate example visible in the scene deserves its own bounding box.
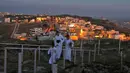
[0,12,130,42]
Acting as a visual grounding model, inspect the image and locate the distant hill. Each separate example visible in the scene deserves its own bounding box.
[90,19,130,34]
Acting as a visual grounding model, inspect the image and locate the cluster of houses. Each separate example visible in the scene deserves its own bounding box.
[0,12,130,41]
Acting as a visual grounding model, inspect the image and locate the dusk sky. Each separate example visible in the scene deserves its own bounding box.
[0,0,130,20]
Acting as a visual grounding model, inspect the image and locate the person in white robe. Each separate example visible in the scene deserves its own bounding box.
[48,42,57,64]
[54,30,65,59]
[64,34,74,62]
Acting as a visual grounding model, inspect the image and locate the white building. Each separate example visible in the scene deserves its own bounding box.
[29,19,35,23]
[4,18,10,23]
[30,28,43,36]
[114,34,120,39]
[95,26,104,30]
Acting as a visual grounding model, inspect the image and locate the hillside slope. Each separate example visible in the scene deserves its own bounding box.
[91,19,130,34]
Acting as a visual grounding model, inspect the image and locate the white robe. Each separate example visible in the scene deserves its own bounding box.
[48,47,57,64]
[65,39,74,61]
[54,34,65,59]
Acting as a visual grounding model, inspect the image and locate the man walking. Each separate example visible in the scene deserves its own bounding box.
[54,30,65,60]
[64,34,74,62]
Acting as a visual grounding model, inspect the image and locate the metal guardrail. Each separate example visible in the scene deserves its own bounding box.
[0,42,125,73]
[0,43,50,47]
[0,44,97,73]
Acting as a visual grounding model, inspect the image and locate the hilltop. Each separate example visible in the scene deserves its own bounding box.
[90,19,130,34]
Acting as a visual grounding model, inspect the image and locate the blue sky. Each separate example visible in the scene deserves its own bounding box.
[2,0,129,5]
[0,0,130,20]
[41,0,130,5]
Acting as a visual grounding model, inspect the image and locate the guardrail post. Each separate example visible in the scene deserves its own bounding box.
[18,53,22,73]
[21,45,23,62]
[4,49,7,73]
[38,46,41,62]
[52,64,57,73]
[34,49,37,73]
[120,51,123,72]
[93,44,97,61]
[98,40,100,55]
[80,40,83,57]
[88,50,91,64]
[74,48,76,64]
[81,49,84,65]
[63,49,65,69]
[119,40,121,53]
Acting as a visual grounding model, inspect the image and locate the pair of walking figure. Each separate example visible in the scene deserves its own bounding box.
[48,31,74,65]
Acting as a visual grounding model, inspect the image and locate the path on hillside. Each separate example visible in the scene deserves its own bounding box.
[10,23,20,38]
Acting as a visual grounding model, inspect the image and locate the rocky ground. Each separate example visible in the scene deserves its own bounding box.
[64,63,130,73]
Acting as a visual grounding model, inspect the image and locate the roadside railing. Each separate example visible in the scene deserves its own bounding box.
[0,41,128,73]
[0,44,98,73]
